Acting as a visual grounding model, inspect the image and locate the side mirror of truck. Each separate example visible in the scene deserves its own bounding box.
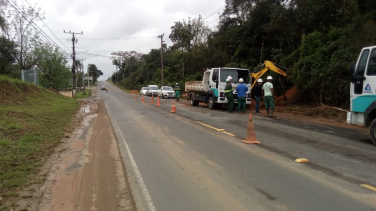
[349,62,355,82]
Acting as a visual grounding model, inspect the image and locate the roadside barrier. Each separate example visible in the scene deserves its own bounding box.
[156,95,161,106]
[130,92,132,97]
[141,95,145,103]
[151,95,155,104]
[242,114,260,144]
[170,99,177,113]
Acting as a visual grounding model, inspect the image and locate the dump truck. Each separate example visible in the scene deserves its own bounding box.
[185,67,252,109]
[348,45,376,145]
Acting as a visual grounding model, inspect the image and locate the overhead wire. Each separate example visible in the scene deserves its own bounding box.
[6,0,67,53]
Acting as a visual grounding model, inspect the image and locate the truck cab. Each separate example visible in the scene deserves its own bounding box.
[347,45,376,144]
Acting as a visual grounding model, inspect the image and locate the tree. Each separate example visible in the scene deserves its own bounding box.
[88,64,102,83]
[3,3,44,69]
[37,44,71,90]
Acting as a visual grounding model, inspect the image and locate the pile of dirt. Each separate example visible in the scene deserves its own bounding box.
[275,86,298,106]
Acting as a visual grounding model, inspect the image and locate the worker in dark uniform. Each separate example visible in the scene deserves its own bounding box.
[174,83,181,102]
[224,78,234,113]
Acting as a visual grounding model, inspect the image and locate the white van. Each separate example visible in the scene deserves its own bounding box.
[147,85,159,96]
[101,85,106,90]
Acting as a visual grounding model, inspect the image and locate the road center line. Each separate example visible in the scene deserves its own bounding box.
[360,184,376,192]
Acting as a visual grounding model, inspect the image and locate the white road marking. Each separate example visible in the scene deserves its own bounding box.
[106,102,156,211]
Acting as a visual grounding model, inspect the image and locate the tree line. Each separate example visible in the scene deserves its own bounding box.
[0,1,102,90]
[111,0,376,107]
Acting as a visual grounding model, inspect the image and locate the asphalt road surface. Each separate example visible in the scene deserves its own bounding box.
[99,82,376,211]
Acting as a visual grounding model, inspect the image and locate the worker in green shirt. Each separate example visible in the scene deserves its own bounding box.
[224,78,234,113]
[174,83,181,102]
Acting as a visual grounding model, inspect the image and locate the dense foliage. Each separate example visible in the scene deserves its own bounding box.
[112,0,376,107]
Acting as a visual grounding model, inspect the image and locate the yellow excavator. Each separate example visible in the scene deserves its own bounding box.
[250,60,288,89]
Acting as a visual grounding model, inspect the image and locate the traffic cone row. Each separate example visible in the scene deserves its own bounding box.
[137,94,177,113]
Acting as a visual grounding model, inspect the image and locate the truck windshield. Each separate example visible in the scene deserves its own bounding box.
[150,87,158,90]
[220,69,250,83]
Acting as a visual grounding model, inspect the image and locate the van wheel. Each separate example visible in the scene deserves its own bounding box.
[370,118,376,145]
[208,96,216,109]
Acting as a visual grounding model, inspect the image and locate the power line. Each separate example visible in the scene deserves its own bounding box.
[203,5,225,20]
[66,36,157,41]
[6,0,66,52]
[24,0,71,52]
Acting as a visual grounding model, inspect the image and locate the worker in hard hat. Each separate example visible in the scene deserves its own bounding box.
[254,78,263,114]
[262,76,276,116]
[236,78,248,113]
[227,76,233,83]
[225,78,234,113]
[174,83,181,102]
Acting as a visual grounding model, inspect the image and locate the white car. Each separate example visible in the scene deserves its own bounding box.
[146,85,159,96]
[140,87,148,96]
[101,85,106,90]
[158,86,175,98]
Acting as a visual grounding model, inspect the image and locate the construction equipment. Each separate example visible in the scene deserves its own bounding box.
[250,60,288,89]
[185,67,252,109]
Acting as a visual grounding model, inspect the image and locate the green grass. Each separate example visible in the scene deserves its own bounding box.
[76,89,91,99]
[0,76,79,209]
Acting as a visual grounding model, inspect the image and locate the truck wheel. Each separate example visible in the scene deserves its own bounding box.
[190,95,198,106]
[370,118,376,145]
[208,97,216,109]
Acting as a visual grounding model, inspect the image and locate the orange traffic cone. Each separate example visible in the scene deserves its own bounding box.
[151,95,155,104]
[141,95,145,103]
[242,114,261,144]
[134,94,137,100]
[156,95,161,106]
[130,92,132,97]
[170,99,177,113]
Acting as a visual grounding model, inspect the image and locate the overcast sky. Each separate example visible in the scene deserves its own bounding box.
[20,0,225,80]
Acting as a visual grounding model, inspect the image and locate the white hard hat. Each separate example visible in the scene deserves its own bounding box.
[176,83,178,85]
[257,79,263,83]
[227,76,232,79]
[226,79,230,82]
[239,78,244,83]
[267,76,273,80]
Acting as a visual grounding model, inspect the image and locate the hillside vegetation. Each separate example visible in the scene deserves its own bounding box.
[0,76,78,208]
[110,0,376,108]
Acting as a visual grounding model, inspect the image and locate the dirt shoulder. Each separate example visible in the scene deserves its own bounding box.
[9,87,136,211]
[37,99,135,211]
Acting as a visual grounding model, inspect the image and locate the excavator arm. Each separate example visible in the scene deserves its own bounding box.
[251,60,287,89]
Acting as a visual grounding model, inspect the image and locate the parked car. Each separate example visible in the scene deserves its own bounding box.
[157,86,175,98]
[146,85,159,96]
[101,85,106,90]
[140,87,148,96]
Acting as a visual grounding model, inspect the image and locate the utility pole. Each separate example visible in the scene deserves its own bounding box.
[77,59,86,90]
[158,34,164,86]
[64,30,83,98]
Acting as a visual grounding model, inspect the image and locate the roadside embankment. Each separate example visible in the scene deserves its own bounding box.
[0,76,79,210]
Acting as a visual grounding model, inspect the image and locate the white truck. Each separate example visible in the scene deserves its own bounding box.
[185,67,252,109]
[348,45,376,145]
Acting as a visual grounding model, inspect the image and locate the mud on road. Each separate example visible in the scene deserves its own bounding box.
[37,100,135,211]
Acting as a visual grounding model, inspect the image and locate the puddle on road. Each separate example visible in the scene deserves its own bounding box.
[80,104,98,114]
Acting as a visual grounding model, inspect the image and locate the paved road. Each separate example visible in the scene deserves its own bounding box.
[99,82,376,211]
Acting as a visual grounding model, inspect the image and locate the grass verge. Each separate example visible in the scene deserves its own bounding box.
[0,76,79,209]
[76,89,91,99]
